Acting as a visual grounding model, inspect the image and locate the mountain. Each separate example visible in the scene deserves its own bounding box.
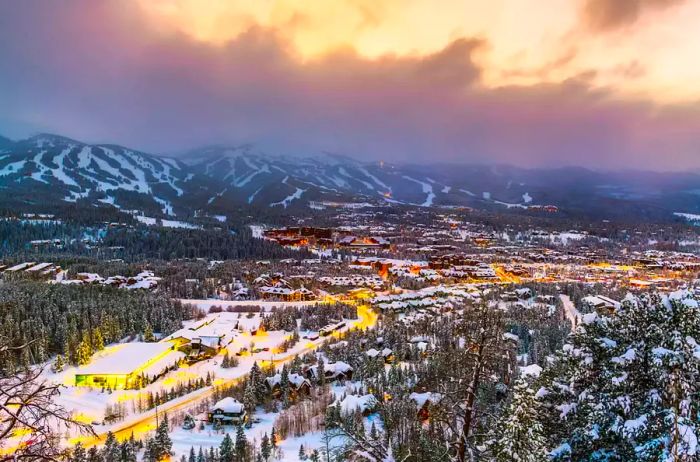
[1,133,700,222]
[0,134,214,216]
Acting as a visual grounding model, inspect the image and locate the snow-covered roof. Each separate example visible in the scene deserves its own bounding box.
[409,392,442,409]
[75,342,174,375]
[265,373,310,389]
[335,394,378,415]
[211,397,245,414]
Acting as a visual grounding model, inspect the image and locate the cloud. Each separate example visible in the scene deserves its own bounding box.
[0,0,699,171]
[582,0,685,31]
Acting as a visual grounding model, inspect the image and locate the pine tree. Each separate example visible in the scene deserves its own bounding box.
[298,444,307,461]
[243,378,257,427]
[92,327,105,351]
[261,433,271,461]
[539,292,700,461]
[144,321,155,342]
[102,431,120,462]
[309,449,320,462]
[87,446,104,462]
[317,357,326,386]
[488,379,548,462]
[71,442,87,462]
[120,438,137,462]
[197,447,205,462]
[235,424,248,460]
[77,338,92,365]
[154,414,172,459]
[52,353,65,373]
[188,446,196,462]
[271,426,277,448]
[219,433,235,462]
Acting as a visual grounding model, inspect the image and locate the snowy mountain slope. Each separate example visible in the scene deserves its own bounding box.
[3,133,700,221]
[0,134,205,214]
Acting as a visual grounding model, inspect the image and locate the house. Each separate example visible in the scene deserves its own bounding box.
[366,348,395,363]
[409,392,442,420]
[307,361,353,382]
[74,342,181,389]
[265,373,311,396]
[335,394,378,416]
[163,317,237,359]
[581,295,620,314]
[208,397,247,425]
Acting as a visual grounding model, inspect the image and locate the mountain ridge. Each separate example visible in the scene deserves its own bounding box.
[1,133,700,222]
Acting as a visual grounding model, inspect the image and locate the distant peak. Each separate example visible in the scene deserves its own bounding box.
[27,133,82,145]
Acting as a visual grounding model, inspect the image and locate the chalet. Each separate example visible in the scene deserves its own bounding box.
[307,361,353,382]
[163,318,236,358]
[409,392,442,420]
[265,373,311,396]
[208,397,247,425]
[74,342,181,389]
[366,348,395,363]
[258,286,315,301]
[581,295,621,314]
[335,394,378,416]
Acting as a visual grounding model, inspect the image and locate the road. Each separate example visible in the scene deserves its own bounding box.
[559,294,581,330]
[74,302,378,447]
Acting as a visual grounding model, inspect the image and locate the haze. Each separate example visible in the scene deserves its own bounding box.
[1,0,700,170]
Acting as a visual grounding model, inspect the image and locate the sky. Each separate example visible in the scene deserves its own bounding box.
[1,0,700,170]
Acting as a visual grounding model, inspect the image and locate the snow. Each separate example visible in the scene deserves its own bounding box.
[51,147,80,187]
[441,185,451,193]
[522,192,533,203]
[459,189,476,196]
[358,166,391,193]
[408,392,441,409]
[482,191,491,200]
[270,188,305,208]
[248,186,263,204]
[249,224,266,239]
[0,159,25,176]
[270,176,306,208]
[211,397,245,414]
[74,342,175,375]
[154,196,175,216]
[519,364,542,378]
[674,212,700,222]
[335,394,377,415]
[134,215,201,229]
[402,175,435,207]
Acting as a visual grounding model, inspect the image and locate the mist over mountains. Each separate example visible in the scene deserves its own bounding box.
[1,133,699,222]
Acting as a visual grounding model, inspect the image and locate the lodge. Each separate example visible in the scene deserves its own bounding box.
[208,397,247,425]
[74,342,180,389]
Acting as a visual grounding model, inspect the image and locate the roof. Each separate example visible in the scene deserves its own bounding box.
[335,394,377,415]
[211,397,244,413]
[75,342,174,376]
[409,392,442,409]
[266,373,310,389]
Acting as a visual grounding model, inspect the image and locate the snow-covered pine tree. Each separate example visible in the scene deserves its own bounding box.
[235,424,248,459]
[52,353,65,373]
[488,378,548,462]
[219,433,235,462]
[539,291,700,461]
[102,431,120,462]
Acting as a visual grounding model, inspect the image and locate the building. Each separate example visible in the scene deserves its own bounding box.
[265,373,311,396]
[306,361,353,382]
[74,342,180,389]
[208,397,247,425]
